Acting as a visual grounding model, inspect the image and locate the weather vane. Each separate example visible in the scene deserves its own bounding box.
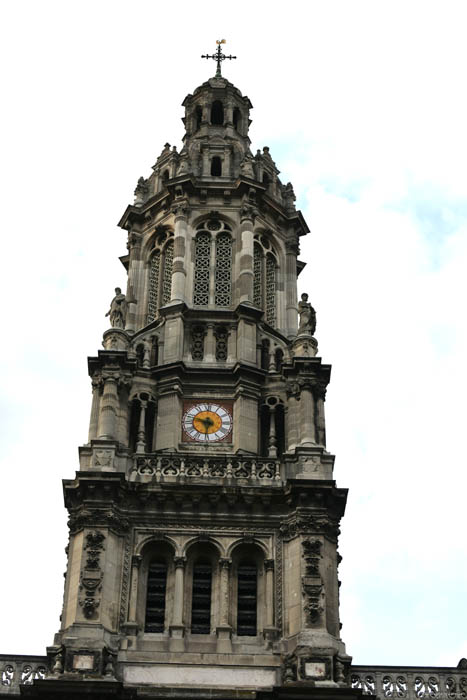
[201,39,237,78]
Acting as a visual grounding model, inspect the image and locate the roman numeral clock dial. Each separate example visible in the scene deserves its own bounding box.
[182,402,233,443]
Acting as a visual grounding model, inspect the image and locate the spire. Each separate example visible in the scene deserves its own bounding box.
[201,39,237,78]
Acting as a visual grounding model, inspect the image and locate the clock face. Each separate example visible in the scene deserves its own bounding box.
[182,402,233,443]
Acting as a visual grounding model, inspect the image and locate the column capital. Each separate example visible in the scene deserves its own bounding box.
[219,557,232,571]
[172,200,189,221]
[264,558,275,572]
[174,556,187,569]
[131,554,142,569]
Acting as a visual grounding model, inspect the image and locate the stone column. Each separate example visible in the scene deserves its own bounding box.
[264,559,275,628]
[171,556,186,629]
[285,239,299,339]
[127,554,142,627]
[218,558,231,628]
[97,375,119,440]
[135,400,147,454]
[268,406,278,458]
[238,210,255,304]
[88,378,101,442]
[170,556,186,650]
[217,558,232,652]
[300,382,316,446]
[125,231,143,333]
[171,203,188,303]
[315,384,327,447]
[205,323,215,362]
[286,386,300,452]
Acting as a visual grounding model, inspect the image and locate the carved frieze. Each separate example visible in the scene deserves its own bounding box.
[68,509,130,535]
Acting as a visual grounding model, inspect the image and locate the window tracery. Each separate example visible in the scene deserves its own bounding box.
[147,233,174,323]
[253,235,278,328]
[193,220,233,308]
[193,232,211,306]
[215,233,232,306]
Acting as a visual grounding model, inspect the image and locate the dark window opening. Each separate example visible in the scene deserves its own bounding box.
[259,404,270,457]
[151,337,159,366]
[195,105,202,131]
[275,348,284,372]
[128,399,140,453]
[191,560,212,634]
[262,173,270,186]
[211,156,222,176]
[261,338,270,370]
[145,400,156,452]
[237,560,257,635]
[211,100,224,125]
[275,403,285,458]
[233,107,241,130]
[162,169,169,182]
[145,560,167,632]
[136,344,145,368]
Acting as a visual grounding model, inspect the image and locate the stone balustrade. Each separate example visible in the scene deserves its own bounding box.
[0,656,47,695]
[129,453,282,483]
[351,665,467,699]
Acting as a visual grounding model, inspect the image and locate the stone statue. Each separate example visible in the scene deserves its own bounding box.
[240,155,255,178]
[105,287,126,329]
[298,293,316,335]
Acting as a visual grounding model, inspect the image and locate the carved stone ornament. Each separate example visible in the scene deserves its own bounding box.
[303,582,324,626]
[79,595,100,619]
[68,509,130,535]
[93,449,113,468]
[302,538,322,576]
[240,202,257,223]
[282,652,297,683]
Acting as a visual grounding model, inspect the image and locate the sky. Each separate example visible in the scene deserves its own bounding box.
[0,0,466,668]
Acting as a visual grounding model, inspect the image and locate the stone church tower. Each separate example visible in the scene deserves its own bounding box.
[19,57,357,700]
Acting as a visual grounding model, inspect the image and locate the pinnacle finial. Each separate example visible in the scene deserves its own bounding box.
[201,39,237,78]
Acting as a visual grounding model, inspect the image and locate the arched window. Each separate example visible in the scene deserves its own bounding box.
[193,220,233,308]
[193,232,211,306]
[233,107,241,131]
[253,236,278,328]
[128,394,156,453]
[211,156,222,176]
[211,100,224,125]
[147,251,161,323]
[162,240,173,306]
[265,254,276,327]
[215,233,232,306]
[195,105,202,131]
[237,559,257,636]
[253,244,263,309]
[145,559,168,632]
[147,235,174,323]
[191,559,212,634]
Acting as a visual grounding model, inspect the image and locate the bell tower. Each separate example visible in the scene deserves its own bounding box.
[47,48,353,699]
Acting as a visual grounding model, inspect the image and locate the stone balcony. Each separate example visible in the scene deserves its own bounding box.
[128,453,283,484]
[1,657,465,697]
[351,663,467,699]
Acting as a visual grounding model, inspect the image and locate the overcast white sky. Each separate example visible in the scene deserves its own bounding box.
[0,0,466,668]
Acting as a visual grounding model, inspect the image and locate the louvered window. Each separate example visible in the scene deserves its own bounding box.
[144,560,167,632]
[191,561,212,634]
[237,561,257,635]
